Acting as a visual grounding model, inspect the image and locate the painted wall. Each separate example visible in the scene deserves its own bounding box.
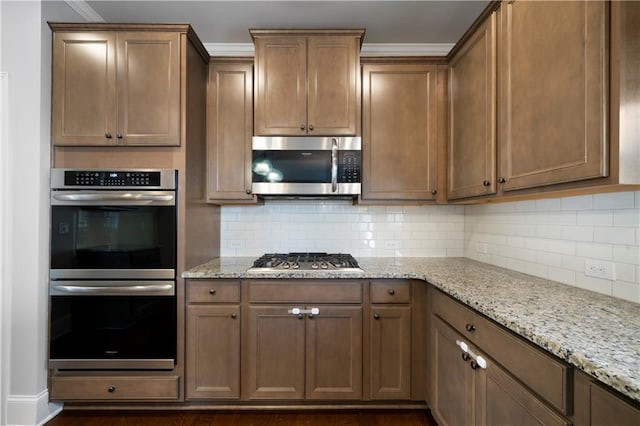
[465,192,640,304]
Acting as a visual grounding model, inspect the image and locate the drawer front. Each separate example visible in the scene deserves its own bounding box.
[50,376,179,400]
[431,289,477,342]
[370,280,411,303]
[247,280,362,303]
[188,279,240,303]
[475,315,571,415]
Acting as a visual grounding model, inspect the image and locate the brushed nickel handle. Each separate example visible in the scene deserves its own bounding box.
[209,289,216,295]
[373,313,380,320]
[388,289,396,296]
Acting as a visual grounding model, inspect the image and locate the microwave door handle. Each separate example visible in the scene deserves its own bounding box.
[50,283,174,296]
[331,138,338,192]
[53,193,174,202]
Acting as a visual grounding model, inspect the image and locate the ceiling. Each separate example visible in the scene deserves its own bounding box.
[68,1,491,55]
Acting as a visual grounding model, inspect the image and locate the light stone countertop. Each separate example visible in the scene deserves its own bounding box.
[183,256,640,404]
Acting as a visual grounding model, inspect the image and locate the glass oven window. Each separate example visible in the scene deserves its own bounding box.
[51,205,176,270]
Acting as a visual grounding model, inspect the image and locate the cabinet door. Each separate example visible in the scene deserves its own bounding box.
[254,37,307,135]
[448,13,497,199]
[499,0,607,190]
[307,36,359,135]
[207,61,256,203]
[362,64,441,201]
[52,32,117,146]
[116,32,181,146]
[476,355,571,426]
[430,316,475,426]
[306,305,362,400]
[186,305,240,399]
[243,306,305,399]
[369,306,411,400]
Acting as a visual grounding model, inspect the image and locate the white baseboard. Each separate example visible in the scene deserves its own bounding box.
[6,390,62,426]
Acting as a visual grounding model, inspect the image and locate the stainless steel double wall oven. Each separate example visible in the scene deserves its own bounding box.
[49,169,178,370]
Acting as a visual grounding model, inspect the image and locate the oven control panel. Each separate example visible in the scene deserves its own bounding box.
[64,171,162,187]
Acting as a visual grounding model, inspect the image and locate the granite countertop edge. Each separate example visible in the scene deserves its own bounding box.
[183,256,640,404]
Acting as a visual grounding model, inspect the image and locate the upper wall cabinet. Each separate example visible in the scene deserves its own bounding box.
[361,62,446,203]
[51,24,187,146]
[251,29,364,136]
[448,12,497,200]
[498,0,607,191]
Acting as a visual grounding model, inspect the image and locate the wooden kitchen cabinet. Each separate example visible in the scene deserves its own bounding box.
[361,61,446,202]
[447,12,497,200]
[185,280,240,400]
[497,0,608,191]
[206,59,257,204]
[251,30,363,136]
[429,288,572,425]
[573,370,640,426]
[51,24,184,146]
[242,280,363,400]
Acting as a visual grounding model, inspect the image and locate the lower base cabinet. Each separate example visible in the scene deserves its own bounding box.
[50,375,179,401]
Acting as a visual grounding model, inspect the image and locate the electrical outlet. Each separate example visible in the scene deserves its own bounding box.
[384,241,399,249]
[585,259,616,280]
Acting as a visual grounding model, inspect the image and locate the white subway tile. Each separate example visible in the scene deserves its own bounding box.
[611,281,640,304]
[536,252,562,268]
[561,195,593,211]
[548,267,576,285]
[548,240,576,255]
[613,245,640,265]
[593,192,635,210]
[561,225,594,242]
[593,226,636,245]
[577,211,613,226]
[615,263,636,283]
[576,242,613,260]
[525,262,548,279]
[576,273,613,296]
[613,209,640,227]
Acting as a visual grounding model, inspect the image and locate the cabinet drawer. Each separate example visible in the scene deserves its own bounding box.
[247,280,362,303]
[370,280,411,303]
[50,376,179,400]
[187,280,240,303]
[432,289,571,415]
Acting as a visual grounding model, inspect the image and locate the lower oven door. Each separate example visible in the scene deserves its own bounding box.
[49,280,176,370]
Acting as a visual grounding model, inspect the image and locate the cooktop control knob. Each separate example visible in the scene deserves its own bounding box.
[292,262,300,269]
[320,262,329,269]
[311,263,319,269]
[282,262,291,269]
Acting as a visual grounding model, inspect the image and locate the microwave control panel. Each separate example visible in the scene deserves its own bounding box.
[338,151,361,183]
[63,170,162,187]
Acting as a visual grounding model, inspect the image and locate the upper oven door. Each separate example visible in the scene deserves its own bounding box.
[50,191,176,279]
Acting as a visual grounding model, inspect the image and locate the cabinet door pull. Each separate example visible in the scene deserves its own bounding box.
[498,177,506,184]
[387,289,396,296]
[431,189,438,195]
[245,189,252,195]
[297,314,304,320]
[230,312,237,319]
[462,352,471,362]
[105,133,112,139]
[465,323,475,332]
[483,180,491,187]
[107,385,116,393]
[309,124,314,131]
[373,313,380,320]
[209,289,216,295]
[300,124,306,131]
[116,133,123,139]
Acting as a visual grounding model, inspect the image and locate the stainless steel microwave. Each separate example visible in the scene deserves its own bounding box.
[251,136,361,197]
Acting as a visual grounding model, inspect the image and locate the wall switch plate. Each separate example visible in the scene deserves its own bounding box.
[585,259,616,280]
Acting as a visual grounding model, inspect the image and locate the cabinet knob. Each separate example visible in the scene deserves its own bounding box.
[498,177,506,184]
[387,289,396,296]
[373,313,380,320]
[461,352,471,362]
[465,323,476,332]
[245,189,251,195]
[483,180,491,187]
[470,360,479,370]
[230,312,237,319]
[105,133,112,139]
[107,385,116,393]
[297,314,304,320]
[308,314,315,319]
[308,124,314,131]
[209,289,216,295]
[300,124,306,131]
[431,189,438,195]
[116,133,123,139]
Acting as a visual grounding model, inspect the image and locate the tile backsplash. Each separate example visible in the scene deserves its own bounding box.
[221,200,465,258]
[465,192,640,303]
[221,192,640,303]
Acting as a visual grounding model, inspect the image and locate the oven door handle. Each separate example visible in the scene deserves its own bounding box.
[331,137,338,193]
[50,281,175,296]
[52,193,174,202]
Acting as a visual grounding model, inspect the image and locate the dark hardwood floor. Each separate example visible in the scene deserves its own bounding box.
[46,409,438,426]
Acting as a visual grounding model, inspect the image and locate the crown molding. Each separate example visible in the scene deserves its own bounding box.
[205,42,453,57]
[64,0,105,22]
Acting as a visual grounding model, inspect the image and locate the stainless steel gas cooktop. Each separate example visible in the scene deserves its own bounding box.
[249,252,362,272]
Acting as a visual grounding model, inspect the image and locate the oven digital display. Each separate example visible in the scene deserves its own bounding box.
[64,171,162,187]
